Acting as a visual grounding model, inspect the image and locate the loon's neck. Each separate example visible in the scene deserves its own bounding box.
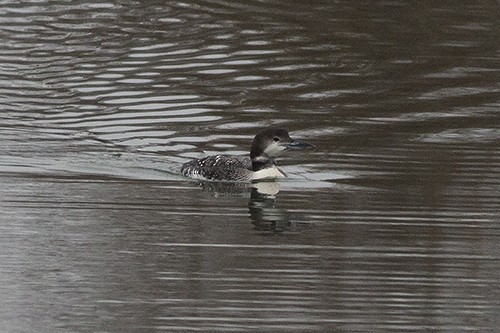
[251,155,276,171]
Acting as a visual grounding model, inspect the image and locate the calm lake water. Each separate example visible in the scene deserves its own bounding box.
[1,0,499,332]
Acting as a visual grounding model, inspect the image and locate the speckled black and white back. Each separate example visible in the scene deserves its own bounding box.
[181,155,255,181]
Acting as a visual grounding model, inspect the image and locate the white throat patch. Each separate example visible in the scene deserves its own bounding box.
[251,166,286,180]
[263,142,286,157]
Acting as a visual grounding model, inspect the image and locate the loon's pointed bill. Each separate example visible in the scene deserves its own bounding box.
[285,140,315,150]
[181,127,314,182]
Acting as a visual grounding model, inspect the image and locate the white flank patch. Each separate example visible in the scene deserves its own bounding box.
[251,166,286,180]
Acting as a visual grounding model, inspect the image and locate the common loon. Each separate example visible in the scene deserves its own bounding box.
[181,127,313,182]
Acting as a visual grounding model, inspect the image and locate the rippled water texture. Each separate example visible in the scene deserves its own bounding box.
[1,0,499,332]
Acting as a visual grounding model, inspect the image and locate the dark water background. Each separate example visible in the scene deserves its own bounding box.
[1,0,499,332]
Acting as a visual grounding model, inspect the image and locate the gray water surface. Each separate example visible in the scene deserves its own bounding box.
[1,0,499,332]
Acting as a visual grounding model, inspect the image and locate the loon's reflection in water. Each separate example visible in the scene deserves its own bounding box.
[195,180,253,198]
[248,185,291,232]
[194,180,301,232]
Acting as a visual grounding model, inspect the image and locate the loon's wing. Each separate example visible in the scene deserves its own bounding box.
[181,155,253,181]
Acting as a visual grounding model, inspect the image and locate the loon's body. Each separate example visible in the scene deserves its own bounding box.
[181,128,313,182]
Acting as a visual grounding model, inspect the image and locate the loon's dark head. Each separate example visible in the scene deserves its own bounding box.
[250,128,314,161]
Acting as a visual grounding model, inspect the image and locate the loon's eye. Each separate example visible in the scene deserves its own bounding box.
[273,137,280,142]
